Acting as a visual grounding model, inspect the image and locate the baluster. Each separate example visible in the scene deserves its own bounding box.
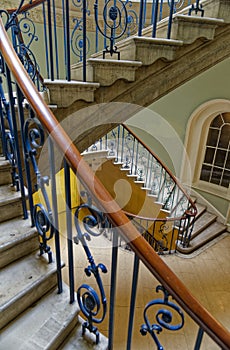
[49,138,63,294]
[108,227,119,350]
[194,327,204,350]
[167,0,175,39]
[5,66,28,217]
[64,159,75,303]
[47,0,54,81]
[127,254,140,350]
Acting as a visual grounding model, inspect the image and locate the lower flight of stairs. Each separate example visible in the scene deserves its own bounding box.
[82,150,228,255]
[177,199,227,254]
[0,156,108,349]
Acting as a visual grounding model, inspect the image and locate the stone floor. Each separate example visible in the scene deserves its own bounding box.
[53,227,230,350]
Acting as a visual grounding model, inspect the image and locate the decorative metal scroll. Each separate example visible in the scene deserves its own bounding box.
[71,0,91,61]
[24,117,54,263]
[188,0,204,16]
[94,0,128,59]
[0,77,19,189]
[140,285,184,349]
[1,2,43,90]
[74,201,108,344]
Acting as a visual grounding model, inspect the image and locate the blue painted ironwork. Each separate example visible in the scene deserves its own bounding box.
[127,254,140,350]
[94,0,128,59]
[24,116,54,262]
[189,0,204,16]
[108,227,118,349]
[74,202,108,344]
[64,159,75,303]
[140,285,184,349]
[1,13,230,349]
[194,327,204,350]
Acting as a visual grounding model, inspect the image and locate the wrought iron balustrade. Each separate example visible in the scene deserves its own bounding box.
[83,123,196,252]
[1,0,200,84]
[1,15,230,350]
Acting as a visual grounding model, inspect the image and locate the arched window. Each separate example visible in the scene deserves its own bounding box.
[200,113,230,188]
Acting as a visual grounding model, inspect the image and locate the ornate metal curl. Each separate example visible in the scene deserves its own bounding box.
[74,202,108,344]
[24,117,54,263]
[140,285,184,350]
[71,0,91,61]
[94,0,128,59]
[189,0,204,16]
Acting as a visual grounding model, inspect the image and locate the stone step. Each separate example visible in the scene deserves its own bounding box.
[93,37,184,66]
[60,316,108,350]
[177,221,227,254]
[0,215,38,268]
[190,211,217,240]
[71,59,142,86]
[0,156,11,185]
[43,79,100,108]
[0,251,59,330]
[142,14,224,44]
[0,283,81,350]
[0,184,24,222]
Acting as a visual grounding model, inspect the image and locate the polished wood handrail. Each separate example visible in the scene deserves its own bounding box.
[0,19,229,350]
[7,0,46,14]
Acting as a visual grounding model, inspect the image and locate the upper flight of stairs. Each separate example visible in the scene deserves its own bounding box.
[0,156,108,349]
[44,0,230,153]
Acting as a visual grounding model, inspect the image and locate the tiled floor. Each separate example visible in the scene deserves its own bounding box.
[56,228,230,350]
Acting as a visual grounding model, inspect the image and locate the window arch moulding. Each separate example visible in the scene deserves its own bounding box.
[181,99,230,202]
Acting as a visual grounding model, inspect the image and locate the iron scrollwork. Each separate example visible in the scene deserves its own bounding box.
[140,285,184,350]
[74,202,108,344]
[71,0,91,61]
[94,0,128,59]
[24,117,54,263]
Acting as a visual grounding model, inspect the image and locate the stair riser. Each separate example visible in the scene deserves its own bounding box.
[0,200,23,223]
[0,270,57,330]
[0,234,38,269]
[48,316,79,350]
[0,167,12,186]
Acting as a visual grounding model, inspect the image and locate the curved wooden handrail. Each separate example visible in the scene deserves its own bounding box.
[7,0,46,14]
[0,19,229,350]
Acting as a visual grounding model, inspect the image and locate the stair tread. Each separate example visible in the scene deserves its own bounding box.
[0,215,36,251]
[0,251,56,308]
[0,156,10,168]
[0,283,80,350]
[178,222,226,254]
[0,184,22,205]
[190,221,226,243]
[191,211,217,236]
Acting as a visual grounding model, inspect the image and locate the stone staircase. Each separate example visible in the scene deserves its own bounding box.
[0,156,108,349]
[82,149,228,254]
[177,198,227,254]
[44,0,230,153]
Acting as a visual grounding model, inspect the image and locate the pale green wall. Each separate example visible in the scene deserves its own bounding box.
[126,58,230,219]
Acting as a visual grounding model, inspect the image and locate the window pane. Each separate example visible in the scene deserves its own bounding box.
[223,113,230,124]
[214,150,226,167]
[226,152,230,170]
[200,165,211,182]
[211,167,222,185]
[218,125,230,149]
[211,114,223,128]
[204,147,215,164]
[206,129,219,147]
[221,170,230,188]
